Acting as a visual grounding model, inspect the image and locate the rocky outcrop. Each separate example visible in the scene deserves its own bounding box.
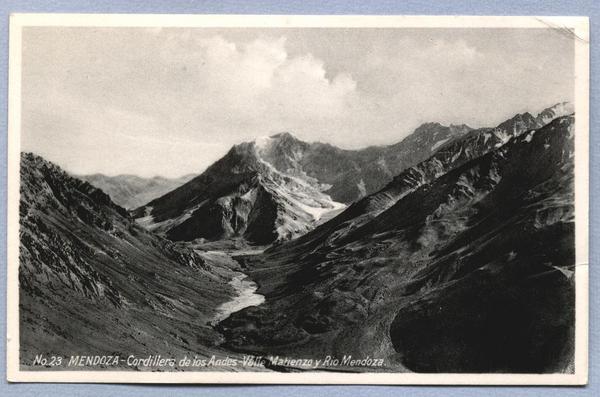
[272,103,572,256]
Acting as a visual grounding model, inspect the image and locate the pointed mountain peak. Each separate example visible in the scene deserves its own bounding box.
[22,151,51,166]
[408,123,447,141]
[409,121,473,142]
[495,112,538,132]
[414,122,443,131]
[515,111,536,120]
[251,132,303,152]
[269,131,299,141]
[544,101,573,113]
[252,132,310,164]
[21,152,128,218]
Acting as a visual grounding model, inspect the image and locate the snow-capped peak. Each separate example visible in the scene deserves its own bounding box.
[254,135,273,150]
[254,132,300,153]
[270,131,298,140]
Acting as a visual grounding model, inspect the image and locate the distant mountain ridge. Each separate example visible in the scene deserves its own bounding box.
[295,102,575,243]
[80,173,195,209]
[252,122,474,203]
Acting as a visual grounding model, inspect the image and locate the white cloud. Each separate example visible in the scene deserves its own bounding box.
[161,34,360,129]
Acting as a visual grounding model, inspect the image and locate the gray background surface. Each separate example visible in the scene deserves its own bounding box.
[0,1,597,396]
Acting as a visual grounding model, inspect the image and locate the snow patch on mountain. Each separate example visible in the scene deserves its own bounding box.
[431,137,451,152]
[256,155,346,239]
[357,179,367,197]
[254,135,273,150]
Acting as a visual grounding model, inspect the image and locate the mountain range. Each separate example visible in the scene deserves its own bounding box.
[129,124,481,244]
[132,102,573,246]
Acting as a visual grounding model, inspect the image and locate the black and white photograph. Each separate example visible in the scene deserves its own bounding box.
[6,14,589,384]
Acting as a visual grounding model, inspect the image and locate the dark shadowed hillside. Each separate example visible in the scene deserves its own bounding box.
[218,115,575,373]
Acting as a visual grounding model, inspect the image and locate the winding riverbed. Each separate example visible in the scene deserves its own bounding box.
[211,272,265,325]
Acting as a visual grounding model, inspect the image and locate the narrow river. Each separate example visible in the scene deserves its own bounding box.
[211,272,265,325]
[196,248,266,326]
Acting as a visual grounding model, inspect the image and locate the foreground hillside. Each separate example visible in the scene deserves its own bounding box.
[19,153,237,368]
[219,115,576,373]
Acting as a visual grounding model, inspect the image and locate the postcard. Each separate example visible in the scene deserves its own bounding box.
[6,14,589,384]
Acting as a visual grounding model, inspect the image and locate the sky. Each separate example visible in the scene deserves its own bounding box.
[21,27,574,178]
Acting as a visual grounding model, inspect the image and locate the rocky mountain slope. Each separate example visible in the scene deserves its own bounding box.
[218,115,576,373]
[19,153,236,368]
[269,103,574,253]
[80,173,194,209]
[132,140,346,244]
[256,123,473,203]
